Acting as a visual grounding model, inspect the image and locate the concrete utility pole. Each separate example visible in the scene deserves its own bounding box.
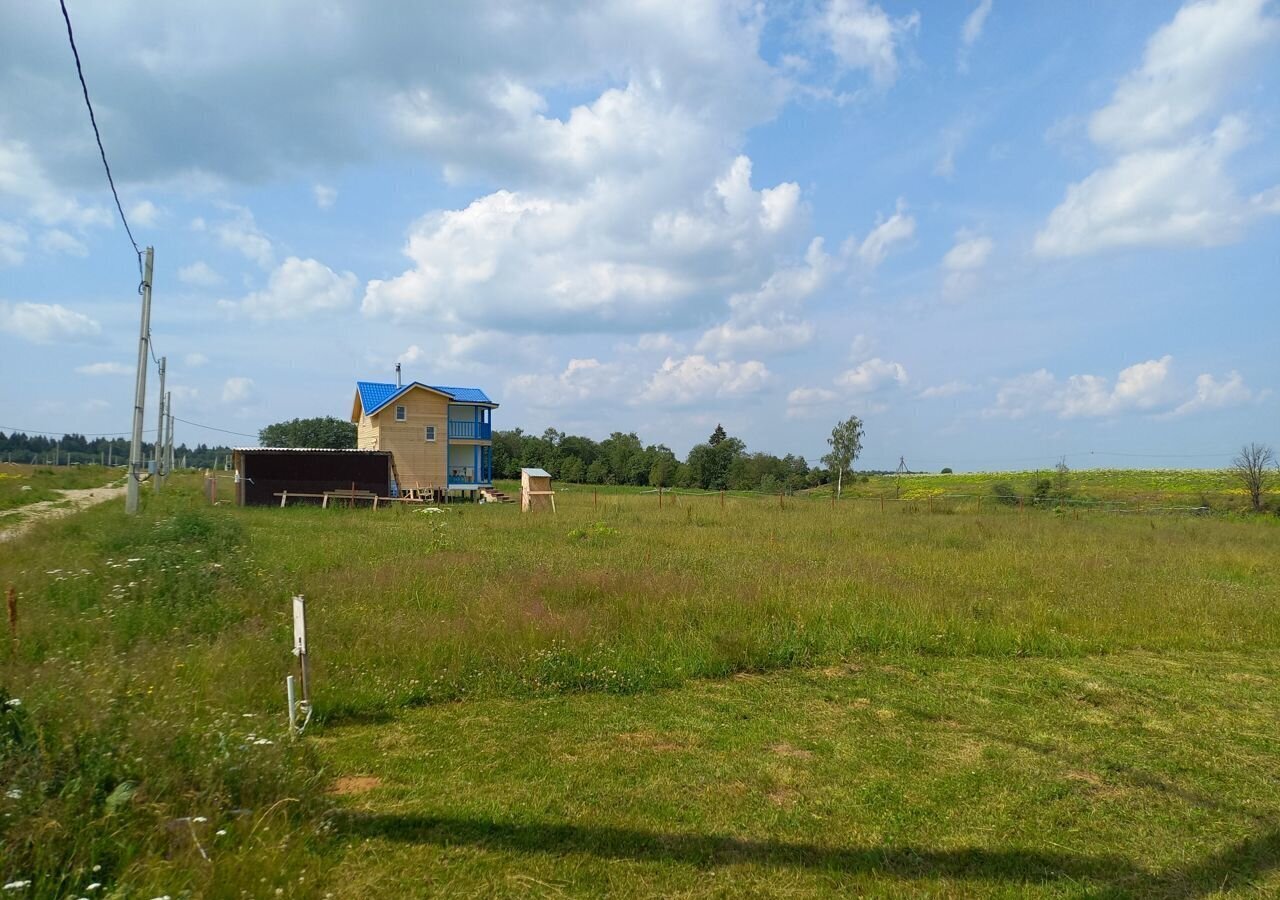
[153,356,166,489]
[126,246,154,515]
[165,394,174,478]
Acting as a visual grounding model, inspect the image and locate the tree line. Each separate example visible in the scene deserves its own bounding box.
[258,415,868,493]
[493,422,837,492]
[0,431,232,469]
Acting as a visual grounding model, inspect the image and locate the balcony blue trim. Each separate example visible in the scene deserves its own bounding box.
[448,420,491,440]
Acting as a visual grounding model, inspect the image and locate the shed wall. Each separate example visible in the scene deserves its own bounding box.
[236,451,391,505]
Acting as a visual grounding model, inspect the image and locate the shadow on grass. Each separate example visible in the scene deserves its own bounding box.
[335,813,1280,896]
[336,811,1139,887]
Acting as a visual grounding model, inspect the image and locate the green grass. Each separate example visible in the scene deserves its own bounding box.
[320,650,1280,897]
[0,464,119,511]
[1,474,1278,896]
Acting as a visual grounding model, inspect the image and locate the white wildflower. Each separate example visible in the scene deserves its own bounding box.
[5,698,19,707]
[192,815,207,823]
[87,884,102,891]
[215,829,227,836]
[3,882,32,892]
[4,788,21,800]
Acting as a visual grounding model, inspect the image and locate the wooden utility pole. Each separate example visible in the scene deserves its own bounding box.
[125,247,154,515]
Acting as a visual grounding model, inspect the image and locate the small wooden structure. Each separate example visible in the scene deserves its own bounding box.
[232,448,393,506]
[520,467,556,513]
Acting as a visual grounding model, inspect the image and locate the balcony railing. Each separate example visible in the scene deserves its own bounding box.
[448,466,491,485]
[448,421,491,440]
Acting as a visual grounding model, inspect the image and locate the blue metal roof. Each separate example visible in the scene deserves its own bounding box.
[428,384,493,404]
[356,381,496,415]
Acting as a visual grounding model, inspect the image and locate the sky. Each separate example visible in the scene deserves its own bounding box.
[1,0,1278,471]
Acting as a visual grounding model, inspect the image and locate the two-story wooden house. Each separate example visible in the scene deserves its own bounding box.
[351,380,496,499]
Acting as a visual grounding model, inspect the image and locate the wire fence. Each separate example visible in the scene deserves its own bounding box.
[553,484,1235,517]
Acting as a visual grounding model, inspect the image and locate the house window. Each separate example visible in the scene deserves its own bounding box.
[424,425,436,442]
[395,405,406,421]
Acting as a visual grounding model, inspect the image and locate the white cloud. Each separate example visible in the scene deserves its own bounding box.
[214,206,274,268]
[363,155,813,334]
[222,257,358,320]
[39,229,88,257]
[1037,0,1280,257]
[313,184,337,209]
[128,200,161,227]
[986,356,1252,419]
[919,381,974,399]
[697,236,829,358]
[857,199,915,267]
[177,261,223,287]
[1172,371,1253,415]
[221,376,254,404]
[183,352,209,367]
[75,361,132,376]
[785,385,840,419]
[0,140,112,228]
[942,232,993,295]
[835,357,908,393]
[0,301,101,343]
[0,221,28,266]
[639,355,770,406]
[961,0,993,48]
[822,0,920,88]
[1089,0,1279,151]
[507,357,629,409]
[849,333,876,362]
[958,0,993,72]
[1035,117,1275,256]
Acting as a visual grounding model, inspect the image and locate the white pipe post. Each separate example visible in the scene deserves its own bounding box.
[125,247,154,515]
[286,675,298,734]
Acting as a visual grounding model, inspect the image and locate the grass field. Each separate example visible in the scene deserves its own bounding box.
[1,472,1278,896]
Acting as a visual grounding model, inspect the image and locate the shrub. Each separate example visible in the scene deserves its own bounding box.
[941,467,953,474]
[991,482,1019,506]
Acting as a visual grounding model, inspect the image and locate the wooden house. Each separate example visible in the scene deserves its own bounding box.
[351,380,497,499]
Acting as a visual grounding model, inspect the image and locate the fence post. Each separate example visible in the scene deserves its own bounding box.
[594,490,597,510]
[880,496,884,514]
[720,489,725,509]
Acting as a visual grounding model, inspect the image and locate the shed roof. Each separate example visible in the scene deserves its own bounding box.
[355,381,497,416]
[233,447,392,455]
[521,467,552,478]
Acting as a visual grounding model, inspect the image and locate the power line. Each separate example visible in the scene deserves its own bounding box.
[172,417,260,439]
[0,425,156,437]
[58,0,144,287]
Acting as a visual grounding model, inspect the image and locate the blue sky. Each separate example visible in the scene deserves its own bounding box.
[1,0,1277,470]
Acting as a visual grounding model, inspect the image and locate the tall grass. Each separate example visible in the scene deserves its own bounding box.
[1,476,1277,894]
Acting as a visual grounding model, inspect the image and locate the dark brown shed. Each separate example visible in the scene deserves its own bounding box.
[230,448,394,506]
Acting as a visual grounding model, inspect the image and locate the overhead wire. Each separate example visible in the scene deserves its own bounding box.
[58,0,144,288]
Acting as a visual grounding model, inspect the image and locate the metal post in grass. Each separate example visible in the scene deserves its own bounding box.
[292,595,310,704]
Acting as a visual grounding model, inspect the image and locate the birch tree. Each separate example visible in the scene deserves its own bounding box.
[823,415,864,500]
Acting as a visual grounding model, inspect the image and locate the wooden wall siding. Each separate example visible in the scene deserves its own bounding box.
[368,387,449,490]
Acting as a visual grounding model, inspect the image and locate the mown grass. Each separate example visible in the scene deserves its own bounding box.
[0,464,119,512]
[1,474,1278,896]
[320,650,1280,897]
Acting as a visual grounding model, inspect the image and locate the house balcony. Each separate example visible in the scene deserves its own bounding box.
[448,421,491,441]
[447,465,492,488]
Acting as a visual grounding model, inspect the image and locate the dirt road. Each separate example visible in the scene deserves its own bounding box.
[0,483,128,544]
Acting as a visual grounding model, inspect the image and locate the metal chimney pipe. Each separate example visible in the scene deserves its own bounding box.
[395,362,402,387]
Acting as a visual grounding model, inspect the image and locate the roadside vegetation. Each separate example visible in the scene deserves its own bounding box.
[2,473,1278,896]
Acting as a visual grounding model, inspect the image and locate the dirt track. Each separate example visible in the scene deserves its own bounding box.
[0,483,127,544]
